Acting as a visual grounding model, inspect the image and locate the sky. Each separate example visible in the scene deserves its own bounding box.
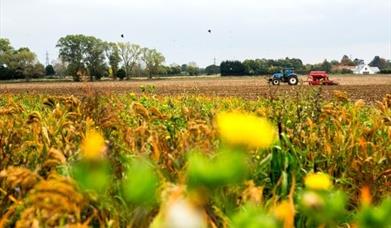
[0,0,390,67]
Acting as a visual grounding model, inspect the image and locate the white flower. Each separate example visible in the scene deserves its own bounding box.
[165,199,207,228]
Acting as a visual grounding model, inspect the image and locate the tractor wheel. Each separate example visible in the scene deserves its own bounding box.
[272,79,280,85]
[288,76,298,85]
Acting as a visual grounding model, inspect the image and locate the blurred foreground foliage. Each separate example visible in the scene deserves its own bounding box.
[0,89,390,227]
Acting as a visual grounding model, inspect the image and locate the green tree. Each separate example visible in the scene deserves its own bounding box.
[242,59,258,75]
[118,42,142,79]
[57,34,108,81]
[45,64,56,76]
[158,65,168,76]
[205,64,220,75]
[187,62,200,76]
[0,65,12,80]
[369,56,387,69]
[330,60,339,65]
[85,37,107,80]
[320,59,332,73]
[256,59,272,74]
[0,40,46,80]
[220,61,245,76]
[31,63,45,78]
[6,47,42,81]
[187,66,199,76]
[181,64,188,73]
[105,42,121,80]
[0,38,14,71]
[167,64,181,75]
[242,59,269,75]
[0,38,13,64]
[56,34,88,80]
[340,55,355,66]
[353,58,364,65]
[285,57,304,71]
[116,68,126,80]
[141,48,165,79]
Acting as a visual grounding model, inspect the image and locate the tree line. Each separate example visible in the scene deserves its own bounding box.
[1,36,391,81]
[0,39,45,80]
[56,34,167,81]
[55,35,223,80]
[220,55,391,76]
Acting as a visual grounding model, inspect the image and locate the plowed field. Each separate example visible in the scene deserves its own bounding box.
[1,75,390,102]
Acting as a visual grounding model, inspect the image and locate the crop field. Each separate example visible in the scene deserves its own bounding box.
[0,76,390,227]
[1,75,391,102]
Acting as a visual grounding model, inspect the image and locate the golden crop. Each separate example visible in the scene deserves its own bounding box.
[0,91,390,227]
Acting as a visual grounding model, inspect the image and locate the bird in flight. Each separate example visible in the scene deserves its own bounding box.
[208,29,212,33]
[121,34,124,38]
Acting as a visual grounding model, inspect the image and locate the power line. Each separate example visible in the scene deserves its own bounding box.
[0,0,3,37]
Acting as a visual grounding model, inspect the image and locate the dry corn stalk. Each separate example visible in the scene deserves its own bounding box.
[15,174,86,228]
[0,167,40,192]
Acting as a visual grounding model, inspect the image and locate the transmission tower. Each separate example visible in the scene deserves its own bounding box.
[45,51,50,66]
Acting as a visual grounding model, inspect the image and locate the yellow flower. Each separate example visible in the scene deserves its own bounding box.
[216,112,277,148]
[81,129,106,160]
[304,172,332,190]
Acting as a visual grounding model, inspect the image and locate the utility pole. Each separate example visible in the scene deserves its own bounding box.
[213,57,216,66]
[45,51,50,66]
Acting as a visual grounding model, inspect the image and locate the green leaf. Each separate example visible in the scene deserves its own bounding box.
[121,158,159,206]
[71,160,111,195]
[186,150,248,189]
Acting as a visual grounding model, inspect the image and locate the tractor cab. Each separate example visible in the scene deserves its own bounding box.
[283,68,295,76]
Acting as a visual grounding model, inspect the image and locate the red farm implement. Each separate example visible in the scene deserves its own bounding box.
[306,71,338,85]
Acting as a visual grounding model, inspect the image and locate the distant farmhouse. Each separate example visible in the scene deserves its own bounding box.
[352,64,380,75]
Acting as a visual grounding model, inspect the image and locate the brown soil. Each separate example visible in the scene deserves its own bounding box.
[0,76,390,102]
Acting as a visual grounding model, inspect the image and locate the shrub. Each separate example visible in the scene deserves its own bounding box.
[380,68,391,74]
[205,64,220,75]
[45,65,56,76]
[220,60,246,76]
[116,68,126,80]
[340,68,353,74]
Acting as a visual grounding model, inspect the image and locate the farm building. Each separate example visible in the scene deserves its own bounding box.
[352,64,380,75]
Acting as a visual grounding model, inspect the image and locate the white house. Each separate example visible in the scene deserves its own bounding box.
[353,64,380,75]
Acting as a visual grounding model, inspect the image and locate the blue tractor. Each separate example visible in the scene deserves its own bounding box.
[268,68,299,85]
